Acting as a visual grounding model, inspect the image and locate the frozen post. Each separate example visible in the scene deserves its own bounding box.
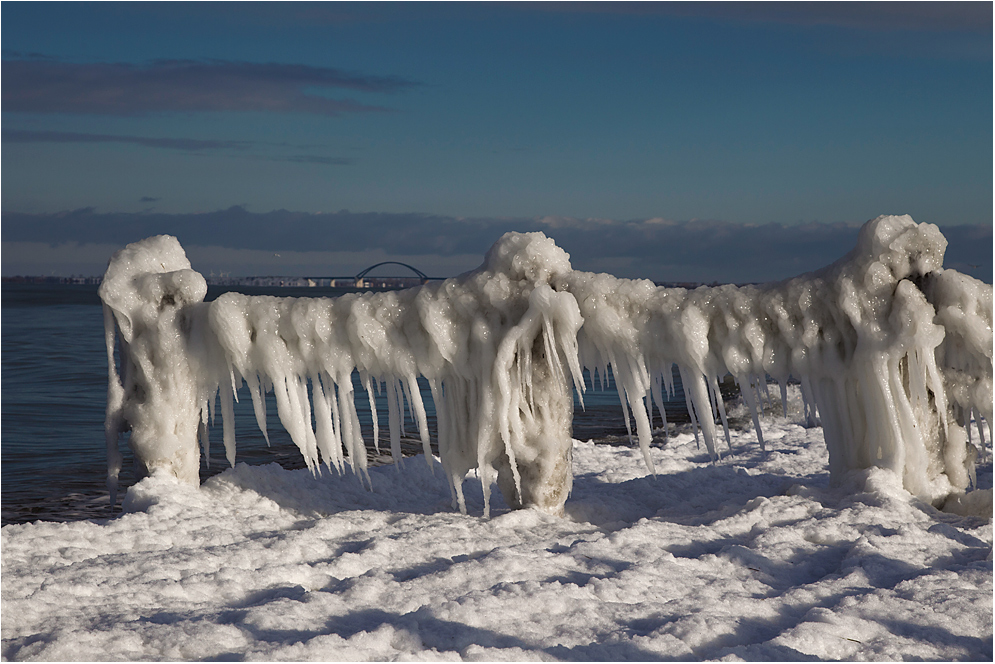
[99,236,211,503]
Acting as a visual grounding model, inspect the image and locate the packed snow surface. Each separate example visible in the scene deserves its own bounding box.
[3,396,992,660]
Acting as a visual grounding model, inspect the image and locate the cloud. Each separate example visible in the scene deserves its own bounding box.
[709,1,993,33]
[0,49,54,61]
[1,241,131,278]
[274,155,356,166]
[2,129,251,151]
[139,197,160,203]
[538,1,993,33]
[2,208,990,284]
[1,58,418,116]
[3,129,355,164]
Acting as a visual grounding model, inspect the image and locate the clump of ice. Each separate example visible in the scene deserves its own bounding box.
[556,215,992,504]
[104,231,584,516]
[101,215,992,513]
[99,235,209,503]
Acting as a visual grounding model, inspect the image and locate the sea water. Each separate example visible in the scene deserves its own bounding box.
[2,283,697,525]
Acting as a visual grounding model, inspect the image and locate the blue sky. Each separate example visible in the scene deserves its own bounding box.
[2,1,991,282]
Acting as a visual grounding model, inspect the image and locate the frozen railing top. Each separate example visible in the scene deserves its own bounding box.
[100,215,993,515]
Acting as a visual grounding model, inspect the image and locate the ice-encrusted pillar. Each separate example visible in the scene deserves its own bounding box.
[100,235,209,495]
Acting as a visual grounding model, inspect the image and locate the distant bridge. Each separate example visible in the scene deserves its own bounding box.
[291,262,444,289]
[350,261,445,288]
[225,263,444,289]
[356,261,429,283]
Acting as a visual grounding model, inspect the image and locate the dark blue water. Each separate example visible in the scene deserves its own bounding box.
[1,283,692,526]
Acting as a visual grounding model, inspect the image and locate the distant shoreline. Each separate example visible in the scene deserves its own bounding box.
[1,275,718,289]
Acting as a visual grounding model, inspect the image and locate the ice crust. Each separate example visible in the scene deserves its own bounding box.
[100,215,992,513]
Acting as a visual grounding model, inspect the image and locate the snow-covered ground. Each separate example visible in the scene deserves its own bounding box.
[2,390,992,661]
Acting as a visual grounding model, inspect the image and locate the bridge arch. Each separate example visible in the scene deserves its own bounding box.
[354,261,430,287]
[355,261,429,280]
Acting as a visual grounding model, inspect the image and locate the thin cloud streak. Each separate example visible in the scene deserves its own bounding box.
[3,129,355,164]
[1,58,418,116]
[276,155,356,166]
[2,208,989,284]
[537,1,993,33]
[2,129,252,151]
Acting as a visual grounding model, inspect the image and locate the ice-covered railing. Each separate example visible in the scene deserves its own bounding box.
[102,233,585,515]
[557,216,992,503]
[101,215,992,514]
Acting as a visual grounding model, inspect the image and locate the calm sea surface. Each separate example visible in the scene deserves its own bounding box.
[2,283,692,526]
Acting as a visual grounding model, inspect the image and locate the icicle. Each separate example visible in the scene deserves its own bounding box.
[652,372,670,443]
[965,406,973,446]
[479,464,493,519]
[779,379,788,419]
[398,377,410,437]
[207,389,216,426]
[799,375,819,427]
[680,366,716,459]
[709,374,732,451]
[663,365,675,400]
[753,378,766,416]
[614,352,656,475]
[337,378,358,467]
[328,375,344,458]
[387,379,403,468]
[270,374,315,473]
[220,375,236,467]
[650,373,663,429]
[312,374,342,474]
[246,373,270,445]
[198,419,210,468]
[973,408,987,453]
[707,377,719,421]
[428,377,461,511]
[406,374,434,471]
[364,373,380,455]
[452,478,467,515]
[299,377,321,473]
[739,375,766,453]
[678,365,701,449]
[614,363,635,446]
[229,368,240,404]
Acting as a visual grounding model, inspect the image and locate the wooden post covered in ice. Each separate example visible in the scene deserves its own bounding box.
[101,216,992,513]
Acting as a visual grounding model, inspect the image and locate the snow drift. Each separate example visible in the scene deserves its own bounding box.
[100,215,992,514]
[6,411,991,660]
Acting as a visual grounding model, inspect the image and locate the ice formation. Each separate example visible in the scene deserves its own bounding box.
[100,215,992,514]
